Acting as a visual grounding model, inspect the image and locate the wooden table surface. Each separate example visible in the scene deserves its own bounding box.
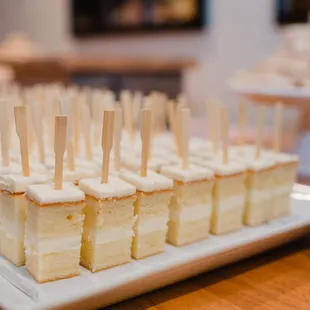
[108,236,310,310]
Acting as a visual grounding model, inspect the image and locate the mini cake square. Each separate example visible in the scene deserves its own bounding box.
[25,183,85,283]
[0,174,47,266]
[79,176,136,272]
[120,169,173,259]
[160,164,214,246]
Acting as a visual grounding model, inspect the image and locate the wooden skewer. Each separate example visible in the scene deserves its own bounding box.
[81,103,93,161]
[180,108,191,170]
[167,100,180,153]
[14,106,30,176]
[54,116,67,190]
[72,96,80,154]
[255,106,266,160]
[30,101,45,163]
[60,99,75,171]
[238,101,247,147]
[0,100,10,167]
[140,109,152,177]
[273,102,283,154]
[101,110,115,183]
[221,106,229,165]
[129,99,135,143]
[114,106,122,172]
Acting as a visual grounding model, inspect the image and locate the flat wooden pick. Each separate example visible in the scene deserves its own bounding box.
[81,103,93,160]
[0,100,10,167]
[238,101,247,147]
[274,102,283,154]
[101,110,115,184]
[255,106,266,160]
[14,106,30,176]
[180,108,190,170]
[54,116,67,190]
[140,109,152,177]
[220,106,229,165]
[114,106,122,172]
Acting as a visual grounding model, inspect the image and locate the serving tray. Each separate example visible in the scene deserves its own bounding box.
[1,184,310,310]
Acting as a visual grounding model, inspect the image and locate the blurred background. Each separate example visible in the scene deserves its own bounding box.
[0,0,309,182]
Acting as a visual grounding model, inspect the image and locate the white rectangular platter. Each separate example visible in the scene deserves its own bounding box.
[1,185,310,310]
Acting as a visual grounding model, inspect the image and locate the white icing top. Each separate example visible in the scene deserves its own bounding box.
[264,151,299,164]
[0,174,48,193]
[160,164,214,182]
[120,169,173,192]
[196,159,246,176]
[0,164,22,175]
[79,176,136,199]
[63,167,99,183]
[26,182,85,205]
[240,157,276,171]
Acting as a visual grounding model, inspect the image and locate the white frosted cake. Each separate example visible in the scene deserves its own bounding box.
[79,176,136,272]
[197,159,246,234]
[25,183,85,283]
[120,169,173,259]
[0,174,47,266]
[160,165,214,246]
[241,158,276,226]
[266,152,298,219]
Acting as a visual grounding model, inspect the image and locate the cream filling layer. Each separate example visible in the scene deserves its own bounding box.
[135,215,169,234]
[25,235,82,255]
[84,225,134,244]
[169,203,212,222]
[274,185,293,196]
[247,190,272,203]
[216,196,245,212]
[0,218,24,239]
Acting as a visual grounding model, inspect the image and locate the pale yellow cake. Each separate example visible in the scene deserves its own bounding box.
[25,183,85,283]
[120,169,173,259]
[160,164,214,246]
[0,174,47,266]
[242,158,277,226]
[196,159,247,235]
[79,176,136,272]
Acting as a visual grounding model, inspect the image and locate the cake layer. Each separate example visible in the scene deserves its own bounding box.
[0,174,48,193]
[26,202,85,238]
[160,164,214,182]
[132,229,167,259]
[120,169,173,192]
[0,230,25,266]
[81,237,132,272]
[26,182,85,205]
[211,205,244,234]
[136,216,169,234]
[82,196,135,242]
[270,195,291,219]
[26,249,80,283]
[79,176,136,199]
[0,193,26,239]
[244,198,271,226]
[167,216,210,246]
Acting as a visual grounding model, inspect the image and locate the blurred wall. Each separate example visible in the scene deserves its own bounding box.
[0,0,281,117]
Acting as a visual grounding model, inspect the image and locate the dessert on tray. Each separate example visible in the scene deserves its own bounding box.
[25,182,85,283]
[79,176,136,271]
[0,174,47,266]
[120,169,173,259]
[160,164,214,246]
[120,109,173,259]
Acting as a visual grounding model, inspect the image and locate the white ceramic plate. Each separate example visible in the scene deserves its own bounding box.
[1,187,310,310]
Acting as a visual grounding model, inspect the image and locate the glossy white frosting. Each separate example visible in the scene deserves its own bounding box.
[63,167,99,183]
[79,176,136,199]
[0,174,48,193]
[26,182,85,205]
[196,159,246,176]
[160,164,214,182]
[241,157,276,171]
[120,169,173,192]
